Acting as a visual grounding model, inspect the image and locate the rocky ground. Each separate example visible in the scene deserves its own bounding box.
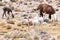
[0,0,60,40]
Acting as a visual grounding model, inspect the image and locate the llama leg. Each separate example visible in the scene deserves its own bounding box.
[12,13,14,18]
[2,11,6,18]
[49,14,51,19]
[7,11,10,20]
[2,13,5,18]
[49,14,53,22]
[8,11,10,15]
[5,13,7,17]
[40,11,43,17]
[11,11,14,18]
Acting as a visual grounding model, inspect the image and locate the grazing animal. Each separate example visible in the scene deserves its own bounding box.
[29,13,44,26]
[2,7,14,19]
[33,4,56,19]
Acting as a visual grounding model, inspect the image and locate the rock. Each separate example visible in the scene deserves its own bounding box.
[0,22,5,26]
[14,7,22,12]
[11,0,17,2]
[17,21,22,26]
[22,19,29,25]
[24,2,27,5]
[52,38,56,40]
[44,19,49,22]
[40,31,47,35]
[27,37,32,40]
[21,14,28,17]
[6,25,12,30]
[34,36,39,40]
[7,19,15,24]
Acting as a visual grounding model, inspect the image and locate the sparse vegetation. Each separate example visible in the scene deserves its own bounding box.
[10,0,17,2]
[0,0,60,40]
[0,2,6,6]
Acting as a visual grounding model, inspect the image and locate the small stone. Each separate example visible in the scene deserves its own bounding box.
[40,31,47,35]
[52,38,56,40]
[44,19,49,22]
[17,23,22,26]
[34,36,39,40]
[7,20,15,24]
[6,25,12,30]
[24,3,27,5]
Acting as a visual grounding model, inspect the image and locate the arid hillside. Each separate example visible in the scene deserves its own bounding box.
[0,0,60,40]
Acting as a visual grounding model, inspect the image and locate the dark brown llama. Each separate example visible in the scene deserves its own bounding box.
[2,7,14,19]
[33,4,56,19]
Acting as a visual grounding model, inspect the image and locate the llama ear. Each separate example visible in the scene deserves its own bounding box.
[56,9,59,11]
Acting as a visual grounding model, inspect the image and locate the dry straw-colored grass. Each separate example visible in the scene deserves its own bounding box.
[0,2,6,6]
